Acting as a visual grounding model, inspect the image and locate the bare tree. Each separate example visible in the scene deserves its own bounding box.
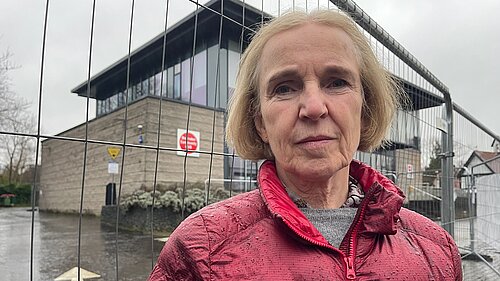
[1,113,36,184]
[0,50,26,130]
[0,48,36,184]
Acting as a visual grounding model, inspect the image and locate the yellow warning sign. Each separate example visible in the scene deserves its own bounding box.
[107,147,121,159]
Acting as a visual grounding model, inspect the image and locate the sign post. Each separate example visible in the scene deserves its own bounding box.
[107,147,121,206]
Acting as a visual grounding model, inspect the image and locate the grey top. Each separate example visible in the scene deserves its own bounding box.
[300,207,357,248]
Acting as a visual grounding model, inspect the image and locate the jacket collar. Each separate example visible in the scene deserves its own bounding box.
[258,160,405,244]
[349,160,405,235]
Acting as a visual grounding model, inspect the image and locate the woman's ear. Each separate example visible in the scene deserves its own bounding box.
[254,115,269,143]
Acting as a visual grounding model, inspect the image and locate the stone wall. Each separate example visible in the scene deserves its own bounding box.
[39,97,225,215]
[101,205,185,233]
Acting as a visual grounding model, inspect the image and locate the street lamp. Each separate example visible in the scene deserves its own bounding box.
[137,124,144,144]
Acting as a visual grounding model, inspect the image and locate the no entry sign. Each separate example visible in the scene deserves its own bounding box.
[177,129,200,157]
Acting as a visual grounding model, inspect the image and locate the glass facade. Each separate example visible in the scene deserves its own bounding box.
[356,150,396,174]
[96,44,238,116]
[225,147,259,191]
[227,47,240,101]
[391,110,421,149]
[192,51,207,105]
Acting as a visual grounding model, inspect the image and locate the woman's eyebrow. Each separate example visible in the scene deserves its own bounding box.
[265,65,357,84]
[266,67,300,85]
[323,65,357,81]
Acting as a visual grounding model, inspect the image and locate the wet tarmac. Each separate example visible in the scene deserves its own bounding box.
[0,207,164,281]
[2,207,500,280]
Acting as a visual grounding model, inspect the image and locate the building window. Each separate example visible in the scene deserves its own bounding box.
[96,100,103,115]
[110,94,118,111]
[105,97,111,113]
[181,58,191,102]
[154,71,162,97]
[127,86,133,103]
[227,49,240,101]
[218,48,228,109]
[165,68,172,98]
[129,85,136,101]
[191,50,207,106]
[356,151,396,173]
[149,76,155,96]
[391,110,420,149]
[207,45,218,108]
[117,91,125,107]
[224,147,258,192]
[142,78,149,96]
[135,82,144,98]
[174,63,181,99]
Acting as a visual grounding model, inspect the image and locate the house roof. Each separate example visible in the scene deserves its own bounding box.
[459,150,500,177]
[476,151,500,173]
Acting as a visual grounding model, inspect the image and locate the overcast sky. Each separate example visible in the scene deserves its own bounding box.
[1,0,499,140]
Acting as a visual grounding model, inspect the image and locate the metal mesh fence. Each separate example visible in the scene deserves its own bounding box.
[0,0,499,280]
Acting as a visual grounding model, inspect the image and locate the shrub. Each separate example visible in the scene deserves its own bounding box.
[120,182,230,214]
[0,184,32,204]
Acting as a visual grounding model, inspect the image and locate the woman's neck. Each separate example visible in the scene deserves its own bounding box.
[277,166,350,209]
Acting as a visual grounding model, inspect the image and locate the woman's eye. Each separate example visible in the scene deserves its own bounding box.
[273,85,293,95]
[328,79,348,88]
[327,79,349,88]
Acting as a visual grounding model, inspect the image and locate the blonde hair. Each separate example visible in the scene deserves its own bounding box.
[226,9,402,161]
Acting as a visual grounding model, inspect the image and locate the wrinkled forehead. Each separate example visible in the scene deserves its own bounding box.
[255,23,362,88]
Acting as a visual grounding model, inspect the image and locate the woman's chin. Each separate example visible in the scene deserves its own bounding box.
[279,158,349,181]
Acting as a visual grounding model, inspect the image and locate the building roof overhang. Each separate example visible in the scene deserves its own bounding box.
[394,77,444,111]
[72,0,445,113]
[72,0,266,100]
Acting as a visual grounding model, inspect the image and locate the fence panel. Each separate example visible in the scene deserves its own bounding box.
[1,0,499,280]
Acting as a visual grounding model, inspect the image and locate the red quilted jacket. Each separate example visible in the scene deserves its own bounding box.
[149,160,462,280]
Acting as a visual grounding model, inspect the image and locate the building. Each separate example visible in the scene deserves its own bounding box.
[457,150,500,248]
[459,150,500,178]
[39,0,436,215]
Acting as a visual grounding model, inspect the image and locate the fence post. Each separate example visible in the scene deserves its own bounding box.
[468,169,476,252]
[440,96,455,237]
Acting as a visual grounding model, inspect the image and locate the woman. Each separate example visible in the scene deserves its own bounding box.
[149,10,462,280]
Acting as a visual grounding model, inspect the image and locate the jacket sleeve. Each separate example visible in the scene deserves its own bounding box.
[148,214,211,281]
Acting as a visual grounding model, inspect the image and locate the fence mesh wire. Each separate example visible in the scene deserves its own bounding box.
[0,0,499,280]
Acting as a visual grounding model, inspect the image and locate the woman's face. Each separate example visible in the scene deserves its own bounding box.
[255,23,364,181]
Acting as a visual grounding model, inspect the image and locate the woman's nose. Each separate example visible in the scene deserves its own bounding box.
[298,84,328,120]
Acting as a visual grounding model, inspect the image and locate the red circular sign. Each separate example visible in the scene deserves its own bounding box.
[179,132,198,153]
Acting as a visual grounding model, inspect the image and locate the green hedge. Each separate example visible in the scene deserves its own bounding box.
[0,184,32,205]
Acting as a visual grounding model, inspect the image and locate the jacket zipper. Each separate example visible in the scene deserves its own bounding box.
[276,214,333,249]
[341,186,375,280]
[270,181,378,280]
[343,204,367,280]
[343,256,356,280]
